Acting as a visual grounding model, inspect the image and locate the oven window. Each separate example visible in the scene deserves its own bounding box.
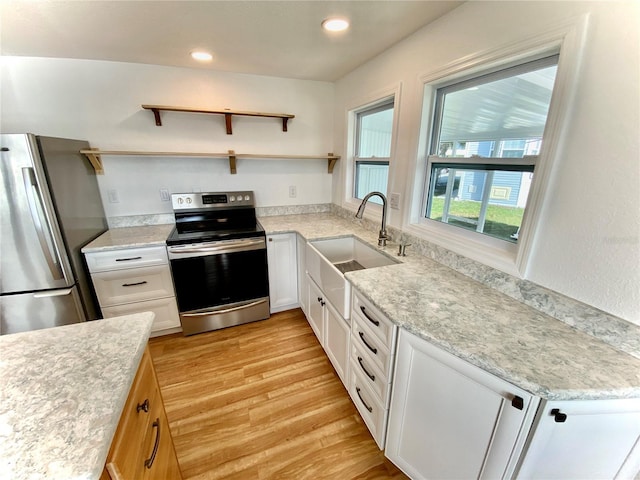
[170,249,269,312]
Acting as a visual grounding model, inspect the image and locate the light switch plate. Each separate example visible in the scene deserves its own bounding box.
[390,192,400,209]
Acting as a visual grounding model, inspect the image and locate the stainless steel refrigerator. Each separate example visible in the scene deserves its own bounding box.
[0,134,108,334]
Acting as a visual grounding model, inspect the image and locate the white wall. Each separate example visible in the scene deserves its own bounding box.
[332,1,640,324]
[1,57,334,215]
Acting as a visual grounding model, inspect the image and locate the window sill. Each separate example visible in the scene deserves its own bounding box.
[403,220,522,278]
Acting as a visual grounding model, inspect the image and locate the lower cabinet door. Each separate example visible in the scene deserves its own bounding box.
[323,300,350,386]
[386,329,538,480]
[105,348,182,480]
[516,398,640,479]
[307,276,324,343]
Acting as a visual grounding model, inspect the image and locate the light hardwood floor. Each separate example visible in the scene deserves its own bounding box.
[148,308,408,480]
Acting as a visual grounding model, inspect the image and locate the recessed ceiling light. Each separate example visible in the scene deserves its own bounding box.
[322,18,349,32]
[191,51,213,62]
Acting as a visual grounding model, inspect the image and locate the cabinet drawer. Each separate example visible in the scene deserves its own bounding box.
[350,342,390,406]
[352,291,396,348]
[92,266,174,307]
[86,246,168,273]
[352,314,393,378]
[102,297,180,333]
[349,363,387,449]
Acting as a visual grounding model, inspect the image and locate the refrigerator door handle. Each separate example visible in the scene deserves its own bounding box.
[33,288,73,298]
[21,167,64,280]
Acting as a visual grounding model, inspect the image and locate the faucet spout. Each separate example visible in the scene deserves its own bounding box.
[355,191,388,246]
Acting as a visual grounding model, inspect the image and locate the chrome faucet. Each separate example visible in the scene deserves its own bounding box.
[355,191,388,247]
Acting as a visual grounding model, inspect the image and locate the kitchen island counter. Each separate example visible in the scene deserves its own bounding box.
[0,313,154,480]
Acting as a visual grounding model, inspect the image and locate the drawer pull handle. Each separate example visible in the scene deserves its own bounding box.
[122,280,148,287]
[356,387,373,413]
[357,356,375,381]
[358,331,377,355]
[115,256,143,262]
[360,306,380,327]
[137,398,150,413]
[144,418,161,469]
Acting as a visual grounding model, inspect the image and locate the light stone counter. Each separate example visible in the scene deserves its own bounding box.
[260,213,640,401]
[82,224,174,253]
[0,313,154,480]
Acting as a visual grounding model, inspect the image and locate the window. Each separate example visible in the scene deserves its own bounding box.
[424,55,558,244]
[354,98,394,204]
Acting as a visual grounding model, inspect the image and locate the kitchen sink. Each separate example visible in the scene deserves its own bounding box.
[306,236,399,319]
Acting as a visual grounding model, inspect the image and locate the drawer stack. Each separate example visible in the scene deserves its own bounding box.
[348,290,398,449]
[85,246,180,335]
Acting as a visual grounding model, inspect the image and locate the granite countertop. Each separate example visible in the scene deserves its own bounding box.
[82,214,640,401]
[260,213,640,401]
[82,224,174,253]
[0,313,154,480]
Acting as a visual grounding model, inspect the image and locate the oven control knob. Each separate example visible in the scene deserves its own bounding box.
[186,198,192,204]
[230,195,236,202]
[177,198,184,204]
[244,195,250,201]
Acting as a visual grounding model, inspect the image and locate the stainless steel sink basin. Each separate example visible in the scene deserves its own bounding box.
[306,236,399,318]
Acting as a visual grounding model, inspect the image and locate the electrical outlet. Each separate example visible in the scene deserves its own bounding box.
[107,189,119,203]
[159,188,170,202]
[390,192,400,210]
[289,186,297,198]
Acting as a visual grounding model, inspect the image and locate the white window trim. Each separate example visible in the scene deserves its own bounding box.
[405,14,589,277]
[343,83,402,217]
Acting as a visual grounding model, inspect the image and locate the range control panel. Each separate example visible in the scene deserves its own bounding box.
[171,191,254,210]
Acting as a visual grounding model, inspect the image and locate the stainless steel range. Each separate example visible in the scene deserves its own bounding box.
[166,191,269,335]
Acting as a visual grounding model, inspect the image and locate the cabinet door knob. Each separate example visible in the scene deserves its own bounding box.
[511,395,524,410]
[320,300,326,306]
[136,398,150,413]
[550,408,567,422]
[317,297,323,303]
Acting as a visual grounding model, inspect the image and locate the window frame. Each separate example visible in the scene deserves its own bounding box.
[405,17,588,276]
[352,96,395,202]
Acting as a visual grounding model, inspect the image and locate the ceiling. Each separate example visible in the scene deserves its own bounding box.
[0,1,463,82]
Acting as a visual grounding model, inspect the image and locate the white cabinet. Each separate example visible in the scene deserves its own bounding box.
[307,274,350,386]
[296,234,308,315]
[266,233,298,313]
[307,275,325,343]
[349,290,398,449]
[386,328,539,480]
[85,246,181,336]
[516,398,640,479]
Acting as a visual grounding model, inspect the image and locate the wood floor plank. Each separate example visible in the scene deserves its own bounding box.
[149,309,408,479]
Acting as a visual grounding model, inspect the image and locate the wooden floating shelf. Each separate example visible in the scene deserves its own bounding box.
[80,149,340,175]
[141,104,295,135]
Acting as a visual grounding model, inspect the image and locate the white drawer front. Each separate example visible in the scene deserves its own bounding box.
[352,314,393,378]
[85,246,168,273]
[92,265,174,306]
[349,363,388,449]
[351,342,390,406]
[102,297,180,333]
[352,291,396,347]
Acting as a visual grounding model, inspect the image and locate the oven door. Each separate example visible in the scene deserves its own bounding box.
[167,237,269,335]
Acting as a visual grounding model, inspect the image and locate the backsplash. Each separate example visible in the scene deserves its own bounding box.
[331,204,640,360]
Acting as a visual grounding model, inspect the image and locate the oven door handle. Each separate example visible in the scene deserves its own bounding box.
[182,299,267,317]
[168,238,265,257]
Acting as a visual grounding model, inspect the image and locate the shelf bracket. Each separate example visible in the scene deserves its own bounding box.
[224,113,233,135]
[82,149,104,174]
[327,153,338,174]
[150,108,163,126]
[228,150,237,174]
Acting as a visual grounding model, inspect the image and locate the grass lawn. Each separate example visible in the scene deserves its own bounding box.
[429,197,524,242]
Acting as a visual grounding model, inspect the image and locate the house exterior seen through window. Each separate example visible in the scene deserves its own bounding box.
[425,55,558,243]
[354,98,394,204]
